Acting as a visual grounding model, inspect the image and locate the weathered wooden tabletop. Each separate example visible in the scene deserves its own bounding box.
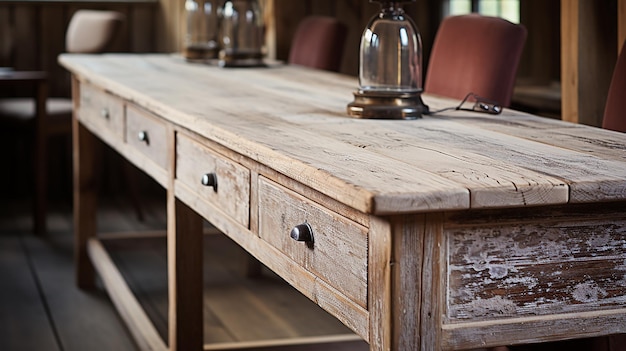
[59,53,626,216]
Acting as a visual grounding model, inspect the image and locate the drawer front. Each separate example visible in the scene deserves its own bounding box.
[258,177,368,308]
[126,105,169,170]
[176,134,250,228]
[78,83,124,139]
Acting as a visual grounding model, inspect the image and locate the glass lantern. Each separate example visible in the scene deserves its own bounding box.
[218,0,265,67]
[347,0,428,119]
[183,0,221,61]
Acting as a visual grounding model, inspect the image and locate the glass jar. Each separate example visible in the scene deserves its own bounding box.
[184,0,220,61]
[218,0,265,67]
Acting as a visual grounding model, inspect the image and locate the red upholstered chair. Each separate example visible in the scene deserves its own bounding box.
[424,14,527,107]
[602,41,626,132]
[288,16,348,72]
[0,10,123,234]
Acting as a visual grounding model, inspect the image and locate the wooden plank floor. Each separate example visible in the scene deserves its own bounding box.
[0,195,368,351]
[0,197,138,351]
[4,195,623,351]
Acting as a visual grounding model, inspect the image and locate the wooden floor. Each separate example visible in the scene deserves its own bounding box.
[0,195,368,351]
[5,194,621,351]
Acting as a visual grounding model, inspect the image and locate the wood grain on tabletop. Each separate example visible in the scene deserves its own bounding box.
[59,54,626,215]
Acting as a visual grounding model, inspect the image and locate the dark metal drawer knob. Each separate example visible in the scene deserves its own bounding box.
[290,223,314,243]
[201,173,218,191]
[138,131,149,144]
[101,108,110,119]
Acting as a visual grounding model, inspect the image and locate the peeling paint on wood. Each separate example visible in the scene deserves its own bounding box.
[446,206,626,322]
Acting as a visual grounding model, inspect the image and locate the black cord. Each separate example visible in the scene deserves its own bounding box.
[424,92,503,115]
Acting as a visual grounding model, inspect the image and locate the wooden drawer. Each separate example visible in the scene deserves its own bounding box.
[126,105,168,171]
[176,134,250,228]
[258,177,368,308]
[78,83,124,139]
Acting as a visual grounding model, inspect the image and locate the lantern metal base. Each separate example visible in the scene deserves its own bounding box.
[347,90,429,120]
[219,51,265,68]
[183,45,219,62]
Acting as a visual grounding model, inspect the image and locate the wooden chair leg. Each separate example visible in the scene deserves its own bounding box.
[34,132,47,236]
[34,81,48,236]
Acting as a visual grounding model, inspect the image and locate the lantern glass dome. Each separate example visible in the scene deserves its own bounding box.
[347,0,429,119]
[359,1,423,93]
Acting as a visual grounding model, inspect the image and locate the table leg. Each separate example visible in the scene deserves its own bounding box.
[167,189,203,351]
[34,79,48,236]
[73,110,98,289]
[369,214,444,351]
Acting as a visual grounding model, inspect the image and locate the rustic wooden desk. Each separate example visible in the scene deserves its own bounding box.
[59,54,626,351]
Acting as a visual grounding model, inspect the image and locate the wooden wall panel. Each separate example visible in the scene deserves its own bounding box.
[519,1,560,85]
[0,8,12,66]
[131,6,157,52]
[333,0,375,76]
[270,0,309,65]
[578,0,617,127]
[6,0,623,124]
[40,7,68,99]
[270,0,439,77]
[13,6,39,70]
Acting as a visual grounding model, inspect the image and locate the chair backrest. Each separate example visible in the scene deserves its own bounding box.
[602,41,626,132]
[424,14,527,107]
[65,10,123,54]
[288,16,348,72]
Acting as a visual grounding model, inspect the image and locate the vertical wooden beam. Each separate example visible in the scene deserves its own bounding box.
[157,0,183,53]
[262,0,276,60]
[561,0,579,124]
[617,0,626,52]
[561,0,617,127]
[72,76,98,289]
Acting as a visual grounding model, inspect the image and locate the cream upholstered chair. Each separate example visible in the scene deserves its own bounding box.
[424,14,527,107]
[288,16,348,72]
[0,10,123,234]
